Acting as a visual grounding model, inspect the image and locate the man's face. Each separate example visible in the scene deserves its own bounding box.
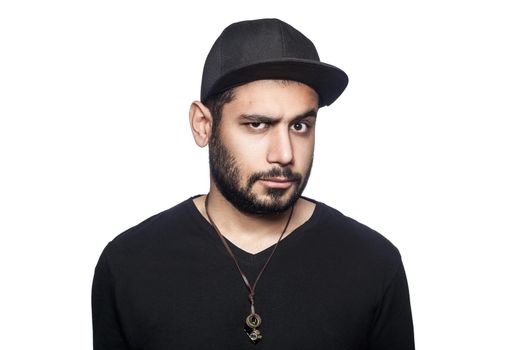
[209,80,318,215]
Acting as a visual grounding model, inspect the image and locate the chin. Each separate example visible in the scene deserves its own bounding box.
[257,185,294,200]
[250,188,301,213]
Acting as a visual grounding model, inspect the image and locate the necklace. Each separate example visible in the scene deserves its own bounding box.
[204,195,295,344]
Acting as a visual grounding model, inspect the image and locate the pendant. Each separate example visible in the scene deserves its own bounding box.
[244,313,262,344]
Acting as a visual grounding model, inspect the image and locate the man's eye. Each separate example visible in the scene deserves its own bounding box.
[291,122,309,133]
[249,122,268,129]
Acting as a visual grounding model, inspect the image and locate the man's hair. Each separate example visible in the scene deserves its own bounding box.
[203,88,236,138]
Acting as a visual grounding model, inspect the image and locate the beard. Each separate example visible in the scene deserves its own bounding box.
[209,131,313,215]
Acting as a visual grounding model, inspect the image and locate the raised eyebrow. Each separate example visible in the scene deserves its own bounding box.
[240,108,317,123]
[291,108,318,123]
[239,114,276,123]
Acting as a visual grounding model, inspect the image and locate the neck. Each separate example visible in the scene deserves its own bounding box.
[205,184,293,239]
[192,183,316,254]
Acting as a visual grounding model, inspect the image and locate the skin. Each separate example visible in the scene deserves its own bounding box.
[189,80,319,254]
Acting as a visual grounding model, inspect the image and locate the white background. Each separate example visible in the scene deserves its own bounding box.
[1,0,524,349]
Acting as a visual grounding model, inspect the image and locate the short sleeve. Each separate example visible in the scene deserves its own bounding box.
[91,245,130,350]
[368,261,415,350]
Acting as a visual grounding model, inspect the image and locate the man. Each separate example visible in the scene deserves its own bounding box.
[92,18,414,350]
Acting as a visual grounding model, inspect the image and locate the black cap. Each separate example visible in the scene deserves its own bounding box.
[200,18,349,107]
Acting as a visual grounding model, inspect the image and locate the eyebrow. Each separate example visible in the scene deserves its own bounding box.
[239,108,318,123]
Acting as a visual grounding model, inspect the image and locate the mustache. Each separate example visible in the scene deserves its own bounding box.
[247,167,302,188]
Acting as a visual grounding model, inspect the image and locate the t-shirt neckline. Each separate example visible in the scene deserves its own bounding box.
[186,195,323,264]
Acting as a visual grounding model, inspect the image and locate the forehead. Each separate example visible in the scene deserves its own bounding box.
[222,80,319,118]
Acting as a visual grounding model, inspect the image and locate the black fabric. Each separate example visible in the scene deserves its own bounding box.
[92,197,414,350]
[200,18,348,107]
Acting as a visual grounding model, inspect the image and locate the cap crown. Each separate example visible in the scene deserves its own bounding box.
[200,18,348,107]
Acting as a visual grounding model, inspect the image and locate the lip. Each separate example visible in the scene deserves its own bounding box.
[259,178,295,189]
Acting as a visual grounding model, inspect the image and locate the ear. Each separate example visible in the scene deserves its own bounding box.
[189,101,213,147]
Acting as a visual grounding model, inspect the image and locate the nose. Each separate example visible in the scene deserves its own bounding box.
[267,127,294,166]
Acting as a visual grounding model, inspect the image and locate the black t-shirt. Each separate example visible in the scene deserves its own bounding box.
[92,197,414,350]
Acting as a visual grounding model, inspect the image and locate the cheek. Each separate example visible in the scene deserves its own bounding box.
[224,133,267,174]
[239,145,268,173]
[293,137,315,168]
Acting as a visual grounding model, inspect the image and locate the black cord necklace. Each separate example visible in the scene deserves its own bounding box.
[204,195,295,344]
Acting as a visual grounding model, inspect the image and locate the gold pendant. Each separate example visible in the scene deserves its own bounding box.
[245,313,262,344]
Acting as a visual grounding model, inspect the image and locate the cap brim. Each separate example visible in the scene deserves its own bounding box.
[205,58,349,107]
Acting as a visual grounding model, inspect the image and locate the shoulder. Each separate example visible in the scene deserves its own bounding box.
[312,200,402,267]
[100,197,201,262]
